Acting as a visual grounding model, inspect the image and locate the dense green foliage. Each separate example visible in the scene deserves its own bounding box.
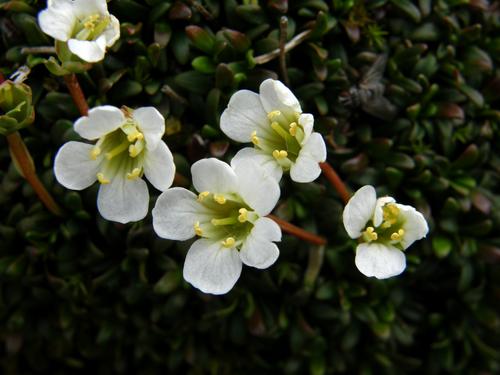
[1,0,499,373]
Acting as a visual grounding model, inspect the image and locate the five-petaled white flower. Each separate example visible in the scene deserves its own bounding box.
[152,158,282,295]
[343,185,428,279]
[220,79,327,183]
[38,0,120,62]
[54,105,175,223]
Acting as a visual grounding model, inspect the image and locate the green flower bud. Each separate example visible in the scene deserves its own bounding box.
[0,80,35,136]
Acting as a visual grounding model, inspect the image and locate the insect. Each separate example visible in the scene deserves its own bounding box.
[339,54,398,121]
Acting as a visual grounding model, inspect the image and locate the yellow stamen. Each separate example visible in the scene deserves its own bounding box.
[251,131,260,145]
[96,172,110,184]
[128,139,144,158]
[238,208,248,223]
[267,110,281,120]
[90,146,101,160]
[127,130,144,142]
[272,149,288,159]
[197,191,210,201]
[391,232,400,241]
[126,167,141,180]
[363,226,378,241]
[213,194,226,204]
[222,237,236,248]
[271,121,291,139]
[194,221,203,236]
[211,217,238,226]
[105,141,129,160]
[289,122,297,136]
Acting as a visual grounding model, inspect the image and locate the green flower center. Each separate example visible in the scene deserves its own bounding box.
[73,13,110,41]
[194,192,257,248]
[361,203,406,249]
[251,110,305,170]
[90,118,146,184]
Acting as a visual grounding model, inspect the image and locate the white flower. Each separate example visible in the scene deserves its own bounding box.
[152,158,282,295]
[54,105,175,223]
[220,79,327,183]
[343,185,429,279]
[38,0,120,62]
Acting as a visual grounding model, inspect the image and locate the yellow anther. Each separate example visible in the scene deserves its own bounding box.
[272,150,288,159]
[289,122,297,136]
[127,129,144,142]
[128,139,144,158]
[197,191,210,201]
[267,110,281,120]
[194,221,203,236]
[90,146,101,160]
[391,232,401,241]
[398,229,405,236]
[83,14,100,29]
[213,194,226,204]
[363,226,378,241]
[238,208,248,223]
[251,131,260,145]
[96,172,110,184]
[126,167,141,180]
[222,237,236,248]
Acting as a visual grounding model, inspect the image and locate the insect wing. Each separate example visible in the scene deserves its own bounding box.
[360,54,388,89]
[361,95,398,121]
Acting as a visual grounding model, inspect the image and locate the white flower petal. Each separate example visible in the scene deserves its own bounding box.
[343,185,377,238]
[398,204,429,249]
[233,158,280,216]
[298,113,313,143]
[183,239,242,295]
[71,0,108,17]
[290,155,322,183]
[231,147,283,182]
[372,196,396,227]
[97,175,148,223]
[133,107,165,150]
[143,141,175,191]
[152,187,210,240]
[38,0,75,41]
[191,158,238,195]
[54,141,98,190]
[68,35,107,63]
[103,15,120,47]
[355,243,406,279]
[220,90,270,142]
[289,132,326,183]
[240,217,281,269]
[259,79,301,119]
[74,105,125,140]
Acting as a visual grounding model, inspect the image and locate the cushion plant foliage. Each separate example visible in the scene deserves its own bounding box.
[1,0,499,373]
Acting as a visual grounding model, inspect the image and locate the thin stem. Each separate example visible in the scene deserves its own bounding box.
[268,214,327,246]
[7,132,63,216]
[279,16,290,86]
[21,46,56,55]
[64,73,89,116]
[319,161,351,205]
[254,29,312,65]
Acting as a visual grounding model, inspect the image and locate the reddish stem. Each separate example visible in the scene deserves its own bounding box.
[268,214,327,246]
[64,74,88,116]
[319,162,351,205]
[7,132,63,216]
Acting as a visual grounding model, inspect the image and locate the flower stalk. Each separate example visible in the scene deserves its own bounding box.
[319,161,351,205]
[7,131,63,216]
[267,214,327,246]
[64,73,88,116]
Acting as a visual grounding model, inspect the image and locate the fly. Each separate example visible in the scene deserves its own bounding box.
[339,54,398,121]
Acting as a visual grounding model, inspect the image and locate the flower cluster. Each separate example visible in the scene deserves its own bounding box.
[40,0,429,294]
